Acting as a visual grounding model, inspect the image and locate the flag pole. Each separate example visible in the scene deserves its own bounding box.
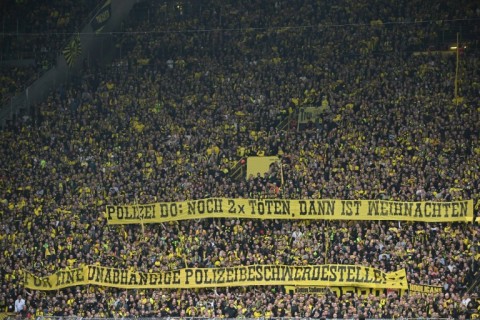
[279,160,284,188]
[454,32,459,104]
[135,197,145,237]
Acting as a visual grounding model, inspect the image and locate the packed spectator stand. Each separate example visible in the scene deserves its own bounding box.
[0,0,480,319]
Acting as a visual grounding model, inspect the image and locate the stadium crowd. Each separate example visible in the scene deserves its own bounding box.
[1,0,480,319]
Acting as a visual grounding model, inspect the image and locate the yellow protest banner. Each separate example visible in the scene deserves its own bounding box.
[24,267,87,290]
[24,265,408,291]
[285,286,390,297]
[409,283,443,294]
[246,156,279,180]
[298,106,328,124]
[106,198,474,224]
[291,286,332,295]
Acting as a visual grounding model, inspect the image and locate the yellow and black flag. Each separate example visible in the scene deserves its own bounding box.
[63,34,82,67]
[91,0,112,33]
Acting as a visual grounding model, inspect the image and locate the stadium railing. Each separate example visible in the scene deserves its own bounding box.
[30,316,455,320]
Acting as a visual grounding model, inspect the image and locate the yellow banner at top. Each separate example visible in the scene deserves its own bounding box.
[106,198,473,224]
